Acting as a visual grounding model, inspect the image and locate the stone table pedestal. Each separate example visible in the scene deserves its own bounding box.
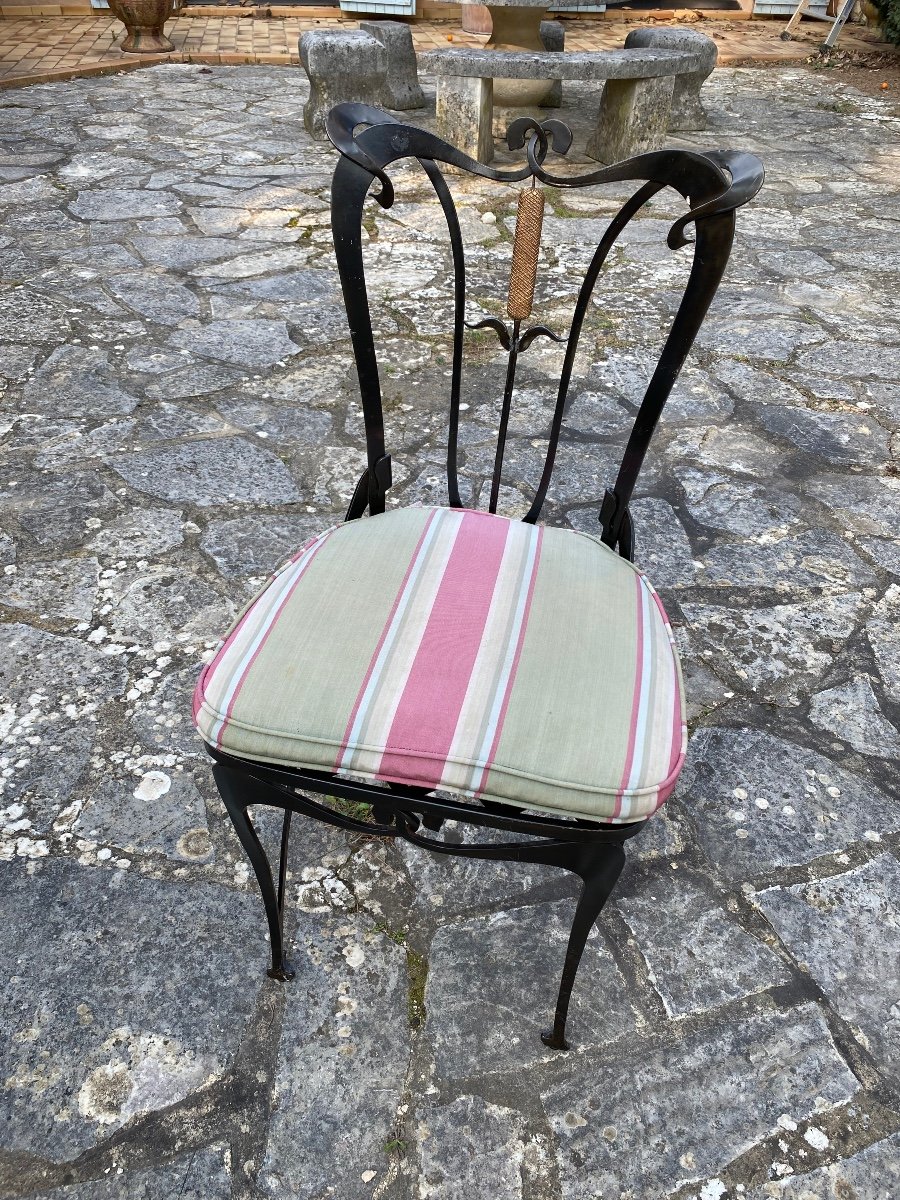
[461,0,552,108]
[490,20,565,137]
[462,2,492,33]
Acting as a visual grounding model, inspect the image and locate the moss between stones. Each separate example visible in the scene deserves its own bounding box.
[374,921,406,946]
[374,923,427,1029]
[327,796,372,824]
[544,186,584,220]
[406,948,428,1030]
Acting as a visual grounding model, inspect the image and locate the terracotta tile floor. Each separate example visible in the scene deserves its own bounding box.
[0,12,892,88]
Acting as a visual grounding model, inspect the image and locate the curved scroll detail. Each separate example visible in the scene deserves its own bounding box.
[466,318,565,356]
[519,139,765,249]
[467,316,513,352]
[327,104,763,261]
[506,116,573,158]
[666,149,766,248]
[327,103,573,190]
[517,325,566,353]
[324,102,400,208]
[326,101,764,531]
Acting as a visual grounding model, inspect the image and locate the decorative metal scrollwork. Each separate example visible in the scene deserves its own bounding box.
[466,316,565,355]
[326,102,764,540]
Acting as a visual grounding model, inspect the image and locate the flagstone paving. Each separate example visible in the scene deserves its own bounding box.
[0,59,898,1200]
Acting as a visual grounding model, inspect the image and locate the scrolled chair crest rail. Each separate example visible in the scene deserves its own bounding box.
[324,102,765,249]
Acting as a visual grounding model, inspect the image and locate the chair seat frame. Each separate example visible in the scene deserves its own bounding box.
[200,104,763,1051]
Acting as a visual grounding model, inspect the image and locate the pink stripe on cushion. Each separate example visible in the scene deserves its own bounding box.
[656,778,679,806]
[377,511,511,787]
[212,530,335,747]
[613,572,646,819]
[192,663,210,726]
[648,584,683,778]
[472,524,543,799]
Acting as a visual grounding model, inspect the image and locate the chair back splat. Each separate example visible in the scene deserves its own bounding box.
[194,103,763,1053]
[327,101,763,552]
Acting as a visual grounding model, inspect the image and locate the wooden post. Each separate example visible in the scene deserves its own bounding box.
[781,0,812,41]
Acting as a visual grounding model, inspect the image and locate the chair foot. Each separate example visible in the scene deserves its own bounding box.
[540,1028,570,1052]
[267,960,296,983]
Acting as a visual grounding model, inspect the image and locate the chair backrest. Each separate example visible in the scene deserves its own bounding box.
[327,103,763,558]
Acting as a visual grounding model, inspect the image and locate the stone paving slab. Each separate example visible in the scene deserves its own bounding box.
[756,856,900,1088]
[0,857,267,1160]
[258,912,411,1200]
[543,1004,859,1200]
[615,865,792,1017]
[0,56,899,1200]
[424,899,639,1081]
[417,1095,538,1200]
[30,1145,232,1200]
[753,1132,900,1199]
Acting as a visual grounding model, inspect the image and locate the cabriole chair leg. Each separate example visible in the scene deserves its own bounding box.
[541,841,627,1051]
[213,765,296,982]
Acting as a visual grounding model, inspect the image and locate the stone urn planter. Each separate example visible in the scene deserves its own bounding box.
[109,0,177,54]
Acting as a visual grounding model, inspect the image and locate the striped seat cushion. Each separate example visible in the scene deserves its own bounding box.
[193,506,686,823]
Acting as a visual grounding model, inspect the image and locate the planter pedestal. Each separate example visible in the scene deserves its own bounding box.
[109,0,176,54]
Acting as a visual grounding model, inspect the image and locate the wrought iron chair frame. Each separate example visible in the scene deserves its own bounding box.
[202,104,763,1051]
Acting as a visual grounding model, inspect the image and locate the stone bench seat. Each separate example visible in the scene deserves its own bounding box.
[421,47,705,82]
[421,45,709,165]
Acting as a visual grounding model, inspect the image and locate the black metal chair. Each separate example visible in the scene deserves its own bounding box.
[194,104,763,1051]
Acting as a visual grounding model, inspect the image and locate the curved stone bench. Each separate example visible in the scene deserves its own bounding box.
[422,46,706,165]
[624,28,717,131]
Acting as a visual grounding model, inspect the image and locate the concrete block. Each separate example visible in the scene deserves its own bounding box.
[540,19,564,108]
[360,20,425,111]
[436,74,494,165]
[299,30,388,141]
[587,74,675,164]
